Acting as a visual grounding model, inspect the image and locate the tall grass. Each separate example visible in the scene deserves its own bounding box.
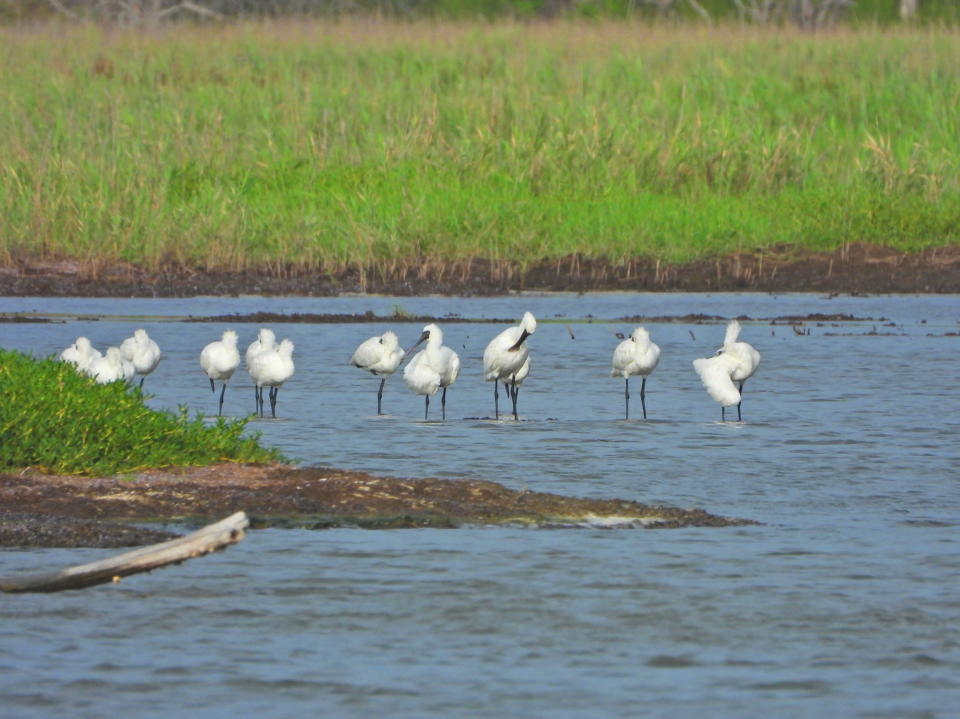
[1,21,958,275]
[0,349,283,475]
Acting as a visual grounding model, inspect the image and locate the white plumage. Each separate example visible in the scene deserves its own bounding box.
[483,311,537,420]
[120,328,161,389]
[693,320,761,421]
[86,347,131,385]
[351,330,405,415]
[248,338,295,418]
[403,324,460,420]
[611,326,661,419]
[245,328,277,413]
[60,337,101,372]
[200,330,241,416]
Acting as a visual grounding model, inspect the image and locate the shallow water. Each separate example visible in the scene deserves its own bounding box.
[1,292,958,718]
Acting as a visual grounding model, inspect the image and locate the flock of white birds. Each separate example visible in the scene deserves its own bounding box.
[58,314,761,422]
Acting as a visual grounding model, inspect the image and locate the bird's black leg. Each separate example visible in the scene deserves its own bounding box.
[494,381,499,420]
[254,386,259,414]
[269,387,278,418]
[424,395,430,421]
[139,377,145,390]
[624,378,630,420]
[721,405,726,422]
[377,377,386,415]
[737,381,744,422]
[218,382,227,416]
[209,378,216,393]
[441,386,447,420]
[640,377,647,420]
[510,378,519,421]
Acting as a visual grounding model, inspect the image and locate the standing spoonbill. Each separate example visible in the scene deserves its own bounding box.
[692,320,761,422]
[350,331,405,415]
[483,312,536,420]
[611,327,661,420]
[60,337,102,373]
[200,330,241,416]
[120,329,161,389]
[248,338,295,418]
[246,328,277,413]
[403,324,461,421]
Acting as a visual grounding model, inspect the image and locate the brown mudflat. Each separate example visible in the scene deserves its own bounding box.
[1,244,957,297]
[0,463,756,547]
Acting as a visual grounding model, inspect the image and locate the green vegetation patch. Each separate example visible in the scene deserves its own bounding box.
[1,22,959,274]
[0,349,283,476]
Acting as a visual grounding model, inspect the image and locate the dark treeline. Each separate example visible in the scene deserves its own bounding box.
[4,0,960,25]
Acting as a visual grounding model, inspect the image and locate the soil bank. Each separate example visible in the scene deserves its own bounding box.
[0,463,755,547]
[1,245,958,297]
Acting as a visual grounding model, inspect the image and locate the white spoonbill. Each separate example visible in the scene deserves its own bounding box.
[611,327,661,420]
[248,338,295,418]
[692,320,761,422]
[86,347,130,385]
[200,330,241,416]
[403,324,461,420]
[246,328,277,412]
[60,337,101,372]
[483,311,536,420]
[120,328,161,389]
[350,330,405,415]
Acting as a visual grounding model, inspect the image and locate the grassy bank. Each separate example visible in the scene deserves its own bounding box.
[0,349,282,475]
[1,21,958,277]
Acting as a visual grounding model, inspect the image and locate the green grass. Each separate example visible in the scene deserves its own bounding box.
[0,349,284,476]
[0,21,958,276]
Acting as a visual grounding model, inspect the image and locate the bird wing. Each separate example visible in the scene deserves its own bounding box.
[611,339,634,377]
[403,351,440,395]
[693,356,741,406]
[441,347,461,386]
[120,336,137,361]
[350,337,380,369]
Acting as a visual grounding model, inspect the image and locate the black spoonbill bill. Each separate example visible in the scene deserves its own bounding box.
[692,320,761,422]
[403,324,461,420]
[248,338,295,418]
[611,326,661,420]
[483,311,536,420]
[120,328,161,389]
[200,330,241,416]
[350,330,405,415]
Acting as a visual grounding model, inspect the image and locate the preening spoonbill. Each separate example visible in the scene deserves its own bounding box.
[200,330,241,416]
[60,337,101,372]
[692,320,761,421]
[483,312,536,420]
[246,328,277,412]
[120,329,161,389]
[403,324,460,420]
[248,338,295,418]
[351,330,405,415]
[611,327,660,420]
[86,347,130,385]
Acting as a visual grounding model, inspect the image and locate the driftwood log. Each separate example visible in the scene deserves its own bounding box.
[0,511,249,593]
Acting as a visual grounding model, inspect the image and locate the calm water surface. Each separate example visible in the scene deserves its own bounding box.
[1,292,958,718]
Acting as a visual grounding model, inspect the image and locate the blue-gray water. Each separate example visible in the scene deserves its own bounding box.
[1,292,958,719]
